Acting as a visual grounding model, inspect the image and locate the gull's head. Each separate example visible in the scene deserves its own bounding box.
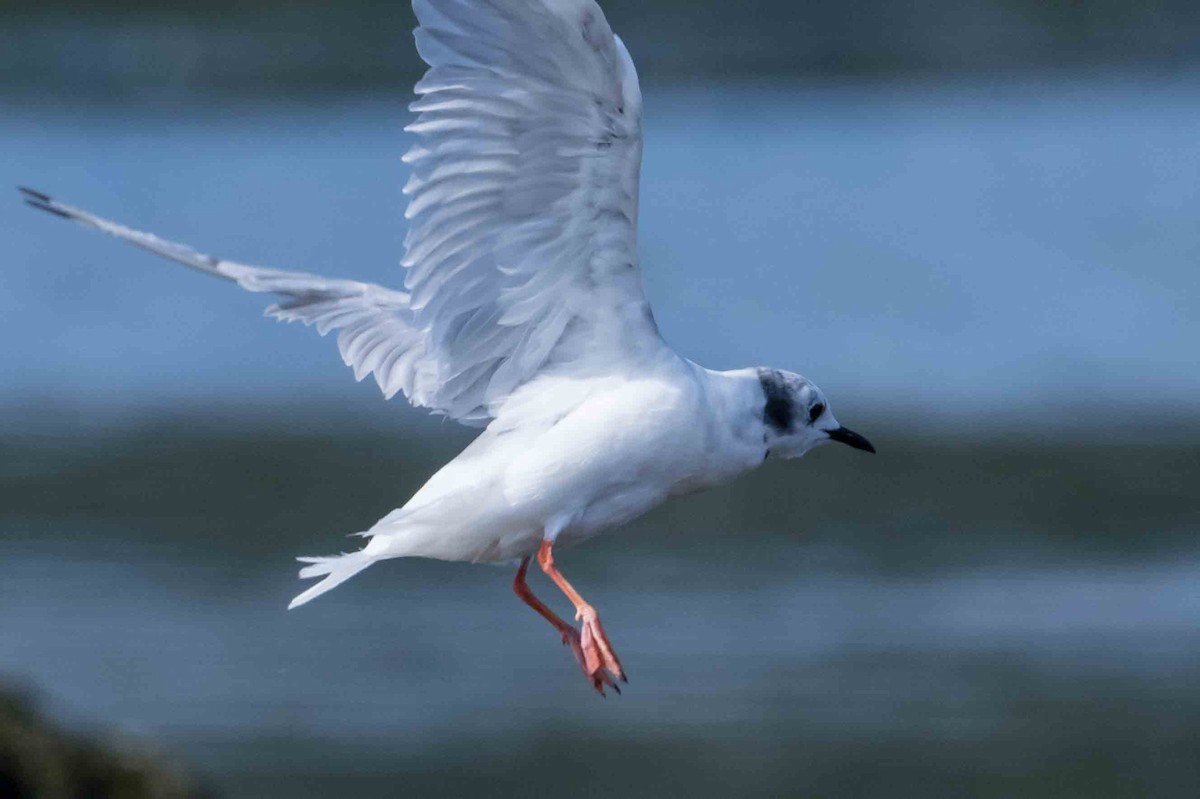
[757,368,875,459]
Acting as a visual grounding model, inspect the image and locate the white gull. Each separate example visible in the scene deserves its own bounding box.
[20,0,875,695]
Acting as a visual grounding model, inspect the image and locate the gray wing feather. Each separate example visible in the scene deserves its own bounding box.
[402,0,664,423]
[19,188,437,405]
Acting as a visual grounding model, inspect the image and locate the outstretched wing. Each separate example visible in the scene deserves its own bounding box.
[402,0,665,422]
[19,187,439,406]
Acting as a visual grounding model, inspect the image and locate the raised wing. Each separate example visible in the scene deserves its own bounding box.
[20,0,666,426]
[403,0,665,422]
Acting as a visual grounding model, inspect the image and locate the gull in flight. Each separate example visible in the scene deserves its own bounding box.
[21,0,875,696]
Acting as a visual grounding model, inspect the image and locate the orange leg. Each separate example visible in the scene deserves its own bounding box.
[536,539,626,695]
[512,556,587,674]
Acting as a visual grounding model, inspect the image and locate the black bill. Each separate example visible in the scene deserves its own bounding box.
[827,426,876,453]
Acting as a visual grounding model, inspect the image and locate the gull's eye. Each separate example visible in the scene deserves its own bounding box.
[809,403,826,424]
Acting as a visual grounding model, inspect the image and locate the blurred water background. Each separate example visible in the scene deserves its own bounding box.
[3,2,1199,797]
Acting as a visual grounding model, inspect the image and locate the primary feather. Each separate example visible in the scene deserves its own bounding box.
[402,0,663,424]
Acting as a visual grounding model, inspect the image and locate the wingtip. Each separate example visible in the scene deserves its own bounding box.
[17,186,51,202]
[23,197,72,220]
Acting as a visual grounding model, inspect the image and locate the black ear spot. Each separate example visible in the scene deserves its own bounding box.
[757,369,795,434]
[808,402,826,424]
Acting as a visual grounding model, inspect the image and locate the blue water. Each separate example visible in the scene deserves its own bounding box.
[3,77,1198,421]
[2,525,1199,797]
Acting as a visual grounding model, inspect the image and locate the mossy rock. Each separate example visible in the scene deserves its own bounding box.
[0,683,212,799]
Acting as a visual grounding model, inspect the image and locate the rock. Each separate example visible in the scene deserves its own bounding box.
[0,682,213,799]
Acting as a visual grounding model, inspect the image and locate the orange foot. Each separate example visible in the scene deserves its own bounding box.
[513,555,624,696]
[515,543,631,697]
[575,605,626,696]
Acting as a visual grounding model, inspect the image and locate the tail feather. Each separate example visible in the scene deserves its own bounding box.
[288,550,377,609]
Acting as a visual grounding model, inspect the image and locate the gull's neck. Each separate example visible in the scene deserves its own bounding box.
[691,363,770,472]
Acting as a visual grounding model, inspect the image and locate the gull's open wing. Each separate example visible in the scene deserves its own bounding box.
[20,0,667,425]
[19,187,435,405]
[402,0,665,422]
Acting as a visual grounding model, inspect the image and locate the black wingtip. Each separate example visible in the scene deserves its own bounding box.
[17,186,51,202]
[24,198,72,220]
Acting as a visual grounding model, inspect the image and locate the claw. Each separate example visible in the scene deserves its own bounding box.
[588,664,620,697]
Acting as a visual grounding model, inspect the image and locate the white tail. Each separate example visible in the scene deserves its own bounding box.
[288,550,377,609]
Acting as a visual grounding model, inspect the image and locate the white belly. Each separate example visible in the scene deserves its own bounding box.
[366,364,762,564]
